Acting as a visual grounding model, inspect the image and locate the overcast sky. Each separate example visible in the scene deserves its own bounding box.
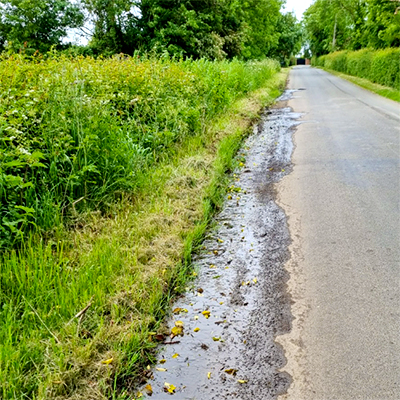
[283,0,314,21]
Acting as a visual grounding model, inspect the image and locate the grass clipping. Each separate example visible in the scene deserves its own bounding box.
[3,70,288,400]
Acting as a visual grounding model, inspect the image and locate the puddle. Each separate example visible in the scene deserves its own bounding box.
[138,91,303,399]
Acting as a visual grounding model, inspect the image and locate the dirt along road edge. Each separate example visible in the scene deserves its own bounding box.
[138,89,303,399]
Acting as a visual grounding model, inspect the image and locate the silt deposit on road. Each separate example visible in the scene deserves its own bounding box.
[139,91,302,399]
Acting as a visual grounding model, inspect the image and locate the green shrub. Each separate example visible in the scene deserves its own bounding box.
[313,48,400,90]
[0,54,279,247]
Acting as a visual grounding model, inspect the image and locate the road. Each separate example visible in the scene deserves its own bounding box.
[277,66,400,400]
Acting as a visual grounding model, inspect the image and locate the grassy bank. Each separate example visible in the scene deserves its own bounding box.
[318,68,400,102]
[312,48,400,101]
[0,54,288,399]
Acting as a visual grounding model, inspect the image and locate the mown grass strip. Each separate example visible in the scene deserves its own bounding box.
[1,63,288,399]
[320,68,400,102]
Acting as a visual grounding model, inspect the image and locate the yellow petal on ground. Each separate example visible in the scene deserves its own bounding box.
[224,368,238,375]
[219,301,224,305]
[144,384,153,395]
[159,359,166,364]
[209,264,216,268]
[164,382,176,393]
[156,367,167,372]
[173,308,182,314]
[253,278,258,284]
[212,337,220,341]
[207,372,211,379]
[171,326,183,336]
[238,380,248,384]
[136,391,143,398]
[202,310,211,319]
[217,239,224,243]
[172,353,179,359]
[101,358,113,365]
[194,327,200,332]
[175,320,184,328]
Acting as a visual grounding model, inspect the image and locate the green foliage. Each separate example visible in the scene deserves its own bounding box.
[314,48,400,89]
[269,12,303,66]
[138,0,244,59]
[87,0,244,58]
[0,56,282,399]
[0,0,304,61]
[365,0,400,48]
[304,0,400,56]
[236,0,283,60]
[0,0,84,53]
[86,0,289,60]
[0,54,279,248]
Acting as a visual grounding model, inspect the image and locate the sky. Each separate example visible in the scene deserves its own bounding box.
[282,0,314,21]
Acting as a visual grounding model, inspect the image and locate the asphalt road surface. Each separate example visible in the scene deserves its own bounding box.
[277,67,400,400]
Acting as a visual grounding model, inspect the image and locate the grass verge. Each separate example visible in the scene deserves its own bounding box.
[321,68,400,102]
[1,69,288,400]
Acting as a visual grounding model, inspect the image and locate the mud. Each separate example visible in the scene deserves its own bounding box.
[139,91,302,399]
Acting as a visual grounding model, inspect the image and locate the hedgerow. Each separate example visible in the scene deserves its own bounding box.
[0,54,279,248]
[313,48,400,90]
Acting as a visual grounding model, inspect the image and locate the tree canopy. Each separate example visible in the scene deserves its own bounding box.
[0,0,84,53]
[0,0,304,61]
[303,0,400,56]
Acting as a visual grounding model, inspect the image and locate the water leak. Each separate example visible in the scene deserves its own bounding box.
[138,91,303,399]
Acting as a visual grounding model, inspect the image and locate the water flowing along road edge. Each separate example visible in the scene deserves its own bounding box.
[137,91,303,399]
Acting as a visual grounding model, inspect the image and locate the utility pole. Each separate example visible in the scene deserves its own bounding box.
[332,13,337,50]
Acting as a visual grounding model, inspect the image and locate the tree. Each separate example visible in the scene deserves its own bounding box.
[84,0,138,55]
[270,12,302,65]
[236,0,283,60]
[86,0,243,58]
[363,0,400,48]
[86,0,287,59]
[0,0,84,53]
[303,0,400,55]
[137,0,243,59]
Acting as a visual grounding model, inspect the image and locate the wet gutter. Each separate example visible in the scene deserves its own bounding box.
[138,90,302,400]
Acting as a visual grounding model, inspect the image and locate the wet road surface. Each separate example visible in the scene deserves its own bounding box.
[277,67,400,400]
[138,92,300,399]
[139,67,400,400]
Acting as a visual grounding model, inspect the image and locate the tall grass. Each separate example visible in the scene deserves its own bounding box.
[0,54,282,399]
[0,54,279,247]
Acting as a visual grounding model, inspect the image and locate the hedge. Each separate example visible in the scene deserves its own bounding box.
[313,48,400,90]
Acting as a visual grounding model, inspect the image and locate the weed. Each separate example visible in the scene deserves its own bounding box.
[0,53,286,399]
